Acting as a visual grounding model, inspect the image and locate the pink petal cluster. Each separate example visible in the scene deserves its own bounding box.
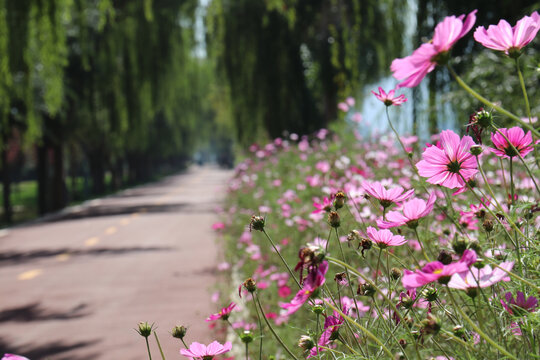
[312,197,332,214]
[2,355,30,360]
[391,10,477,88]
[490,127,534,159]
[402,250,477,290]
[280,261,328,316]
[448,261,514,289]
[377,193,436,229]
[180,341,232,359]
[501,291,538,315]
[474,11,540,54]
[417,130,478,189]
[308,306,346,358]
[205,302,236,322]
[366,226,407,247]
[371,87,408,106]
[362,181,414,208]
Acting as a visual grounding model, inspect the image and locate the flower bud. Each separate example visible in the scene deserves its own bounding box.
[360,237,373,257]
[136,322,153,338]
[298,335,315,351]
[420,314,441,335]
[240,330,254,344]
[482,219,494,233]
[394,352,406,360]
[172,325,187,340]
[475,109,493,129]
[333,191,346,209]
[398,339,407,348]
[400,294,414,309]
[452,237,469,255]
[328,211,341,228]
[422,287,438,302]
[390,267,402,280]
[311,304,325,315]
[334,272,348,286]
[466,287,478,298]
[453,325,468,340]
[470,145,483,156]
[243,278,257,293]
[468,241,482,254]
[357,282,376,297]
[437,250,453,265]
[249,215,265,232]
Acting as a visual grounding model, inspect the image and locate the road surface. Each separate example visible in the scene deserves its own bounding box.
[0,166,232,360]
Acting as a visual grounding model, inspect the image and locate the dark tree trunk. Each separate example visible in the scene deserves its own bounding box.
[1,130,12,224]
[88,150,105,195]
[37,143,48,215]
[51,143,67,211]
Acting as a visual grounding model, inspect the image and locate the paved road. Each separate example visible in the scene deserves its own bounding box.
[0,166,232,360]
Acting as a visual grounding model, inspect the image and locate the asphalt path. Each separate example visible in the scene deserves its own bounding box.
[0,166,232,359]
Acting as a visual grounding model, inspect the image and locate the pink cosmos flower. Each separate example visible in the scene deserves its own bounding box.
[402,250,477,290]
[362,181,414,208]
[280,261,328,316]
[371,87,408,106]
[416,130,478,189]
[308,306,347,358]
[366,226,407,247]
[474,11,540,55]
[377,193,436,229]
[490,127,534,159]
[312,197,333,214]
[448,261,514,289]
[391,10,477,88]
[206,302,236,322]
[180,341,232,359]
[2,356,30,360]
[501,291,538,315]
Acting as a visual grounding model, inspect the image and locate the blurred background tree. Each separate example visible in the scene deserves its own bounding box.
[0,0,538,225]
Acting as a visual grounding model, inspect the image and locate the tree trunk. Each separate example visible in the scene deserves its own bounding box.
[51,143,67,211]
[37,142,48,215]
[1,130,12,224]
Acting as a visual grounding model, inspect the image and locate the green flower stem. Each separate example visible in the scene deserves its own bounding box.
[262,230,302,290]
[371,300,410,360]
[245,342,249,360]
[180,338,189,349]
[253,292,300,360]
[413,227,430,262]
[445,287,516,360]
[145,337,153,360]
[386,107,414,166]
[250,292,263,360]
[515,57,532,123]
[474,155,505,211]
[447,64,540,139]
[153,332,166,360]
[375,247,383,285]
[323,300,394,359]
[441,330,476,352]
[509,158,515,208]
[327,256,402,318]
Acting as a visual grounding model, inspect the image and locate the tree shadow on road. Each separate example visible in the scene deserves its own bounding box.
[0,246,171,267]
[0,302,90,323]
[0,337,100,360]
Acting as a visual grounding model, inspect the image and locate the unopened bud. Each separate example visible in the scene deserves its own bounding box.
[422,287,438,302]
[311,305,325,315]
[398,339,407,348]
[482,219,494,233]
[452,237,469,256]
[249,215,265,232]
[357,282,376,297]
[470,145,483,156]
[360,237,372,257]
[298,335,315,351]
[468,241,482,254]
[475,109,493,129]
[466,287,478,298]
[390,267,402,280]
[136,322,153,338]
[240,330,254,344]
[453,325,467,340]
[333,191,346,209]
[243,278,257,293]
[328,211,341,228]
[172,325,187,340]
[437,250,453,265]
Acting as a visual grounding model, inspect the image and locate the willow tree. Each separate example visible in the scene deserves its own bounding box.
[207,0,406,147]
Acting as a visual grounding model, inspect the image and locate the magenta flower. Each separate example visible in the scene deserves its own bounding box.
[2,355,30,360]
[474,11,540,55]
[280,261,328,316]
[402,250,477,290]
[501,291,538,315]
[180,341,232,359]
[205,302,236,322]
[391,10,477,88]
[371,87,408,106]
[448,261,514,289]
[490,127,534,159]
[416,130,478,189]
[312,197,333,214]
[377,193,436,229]
[362,181,414,208]
[308,306,346,358]
[366,226,407,247]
